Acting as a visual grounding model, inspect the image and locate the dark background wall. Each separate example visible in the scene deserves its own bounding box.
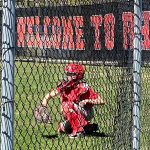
[0,1,150,64]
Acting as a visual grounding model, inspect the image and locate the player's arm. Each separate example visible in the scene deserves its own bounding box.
[41,89,59,107]
[79,95,105,107]
[86,95,105,105]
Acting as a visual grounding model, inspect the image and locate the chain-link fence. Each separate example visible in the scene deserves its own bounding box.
[0,0,150,150]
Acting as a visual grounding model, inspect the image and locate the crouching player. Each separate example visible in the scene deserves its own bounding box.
[41,63,105,138]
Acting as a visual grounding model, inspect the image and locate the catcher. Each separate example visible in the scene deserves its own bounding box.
[34,63,105,138]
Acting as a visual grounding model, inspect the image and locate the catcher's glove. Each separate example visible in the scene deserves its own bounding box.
[34,104,51,124]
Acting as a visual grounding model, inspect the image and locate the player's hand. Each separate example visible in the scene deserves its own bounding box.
[79,100,88,107]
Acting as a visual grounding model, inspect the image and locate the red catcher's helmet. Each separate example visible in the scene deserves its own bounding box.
[65,63,85,80]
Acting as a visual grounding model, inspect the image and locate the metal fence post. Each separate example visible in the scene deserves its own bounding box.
[1,0,16,150]
[133,0,142,149]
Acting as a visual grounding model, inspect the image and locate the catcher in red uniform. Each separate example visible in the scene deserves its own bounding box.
[35,63,105,138]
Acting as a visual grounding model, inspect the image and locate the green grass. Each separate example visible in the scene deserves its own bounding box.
[14,61,121,150]
[0,61,149,149]
[140,68,150,150]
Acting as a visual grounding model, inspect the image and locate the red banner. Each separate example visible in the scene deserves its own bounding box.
[17,11,150,50]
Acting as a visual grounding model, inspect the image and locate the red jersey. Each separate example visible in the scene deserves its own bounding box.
[56,81,98,109]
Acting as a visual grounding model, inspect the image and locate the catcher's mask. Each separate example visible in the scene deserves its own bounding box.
[65,63,85,82]
[58,64,85,91]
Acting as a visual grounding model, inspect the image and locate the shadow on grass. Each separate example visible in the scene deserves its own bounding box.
[42,134,58,139]
[85,132,113,138]
[42,132,113,139]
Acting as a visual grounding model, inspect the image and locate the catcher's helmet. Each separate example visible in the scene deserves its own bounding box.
[65,63,85,80]
[58,64,85,91]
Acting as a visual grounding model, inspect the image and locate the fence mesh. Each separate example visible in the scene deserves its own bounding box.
[0,0,150,150]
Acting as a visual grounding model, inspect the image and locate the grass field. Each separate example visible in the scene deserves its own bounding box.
[1,61,150,149]
[14,61,121,150]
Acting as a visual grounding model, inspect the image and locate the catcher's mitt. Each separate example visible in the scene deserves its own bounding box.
[34,104,51,124]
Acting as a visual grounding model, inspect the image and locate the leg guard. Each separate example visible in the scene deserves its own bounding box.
[61,102,89,134]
